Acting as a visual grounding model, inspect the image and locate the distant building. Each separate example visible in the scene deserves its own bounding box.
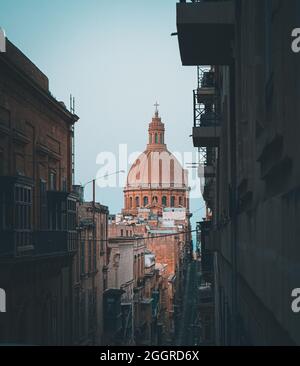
[72,200,108,345]
[107,108,192,344]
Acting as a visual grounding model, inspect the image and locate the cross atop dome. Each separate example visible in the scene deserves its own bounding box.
[154,101,160,117]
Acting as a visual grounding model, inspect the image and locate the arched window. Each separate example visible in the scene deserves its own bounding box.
[155,133,158,144]
[160,134,164,144]
[149,134,152,144]
[129,197,133,208]
[152,196,158,204]
[143,196,148,206]
[162,196,167,206]
[135,196,140,207]
[171,196,175,207]
[179,196,183,206]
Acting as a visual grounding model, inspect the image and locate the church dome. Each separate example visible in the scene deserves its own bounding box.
[126,149,188,189]
[123,104,189,216]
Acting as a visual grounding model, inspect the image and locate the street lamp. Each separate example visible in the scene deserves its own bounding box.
[82,170,125,204]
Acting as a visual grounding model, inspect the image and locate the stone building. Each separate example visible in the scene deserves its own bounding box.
[176,0,300,345]
[0,39,78,344]
[104,235,151,345]
[72,200,108,345]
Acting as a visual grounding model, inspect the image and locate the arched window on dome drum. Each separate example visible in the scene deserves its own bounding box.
[143,196,148,206]
[171,196,175,207]
[135,196,140,207]
[149,134,152,144]
[162,196,167,206]
[160,134,163,144]
[179,196,183,206]
[152,196,158,204]
[155,133,158,144]
[129,197,133,208]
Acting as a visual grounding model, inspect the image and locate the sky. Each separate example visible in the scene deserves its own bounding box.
[0,0,205,234]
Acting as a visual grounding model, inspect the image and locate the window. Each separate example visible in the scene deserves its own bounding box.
[155,133,158,144]
[162,196,167,206]
[62,178,67,192]
[67,198,76,231]
[171,196,175,207]
[80,241,85,275]
[152,196,157,204]
[143,196,148,206]
[160,134,163,144]
[135,196,140,207]
[179,196,183,206]
[49,171,57,191]
[129,197,133,208]
[14,185,32,247]
[120,229,124,237]
[100,223,104,253]
[40,180,47,230]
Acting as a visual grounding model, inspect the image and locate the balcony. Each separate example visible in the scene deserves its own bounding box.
[0,230,34,257]
[193,123,221,148]
[203,174,214,195]
[204,165,215,178]
[193,90,221,148]
[199,220,214,276]
[34,230,77,256]
[176,1,235,65]
[196,71,216,104]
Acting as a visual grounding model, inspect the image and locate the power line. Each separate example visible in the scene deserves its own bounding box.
[79,229,198,243]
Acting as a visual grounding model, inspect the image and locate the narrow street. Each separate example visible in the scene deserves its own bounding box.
[177,261,199,346]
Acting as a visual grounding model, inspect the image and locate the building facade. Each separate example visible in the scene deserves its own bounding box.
[176,0,300,345]
[72,200,108,345]
[0,39,79,344]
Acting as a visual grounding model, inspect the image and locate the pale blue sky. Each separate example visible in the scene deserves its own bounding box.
[1,0,205,232]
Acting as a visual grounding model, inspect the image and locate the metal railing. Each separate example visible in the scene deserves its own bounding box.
[193,90,220,127]
[125,183,188,189]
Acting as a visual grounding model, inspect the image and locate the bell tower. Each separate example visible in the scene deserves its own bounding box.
[147,102,166,152]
